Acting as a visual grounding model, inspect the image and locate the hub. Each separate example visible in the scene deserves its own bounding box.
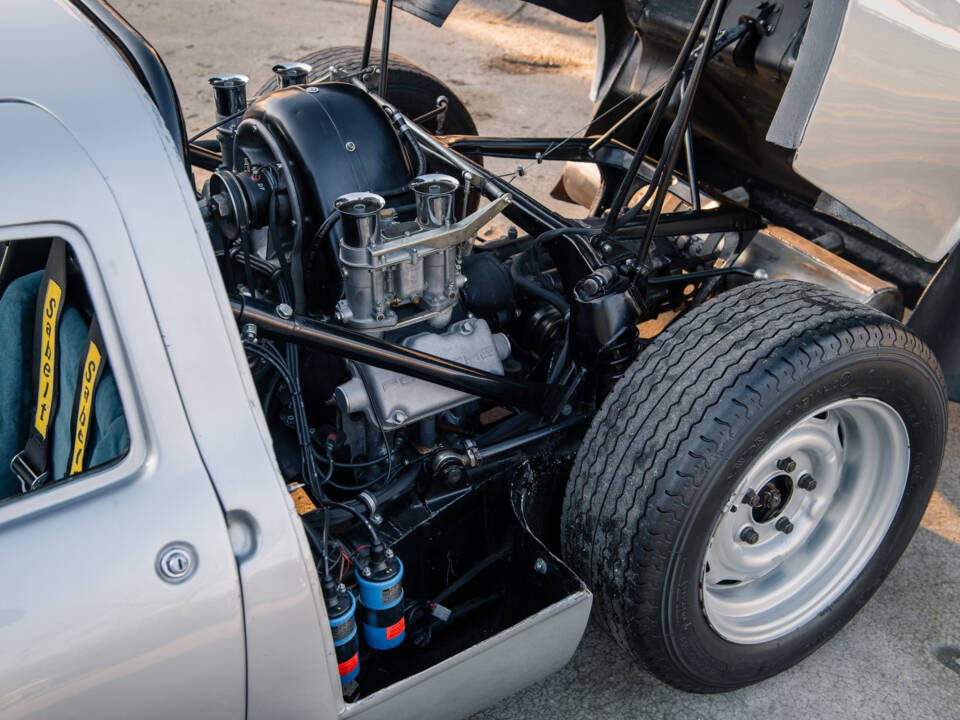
[751,473,793,524]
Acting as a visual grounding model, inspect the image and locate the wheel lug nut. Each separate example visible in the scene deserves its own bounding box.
[739,527,760,544]
[775,517,794,534]
[742,489,761,507]
[797,473,817,491]
[776,457,797,473]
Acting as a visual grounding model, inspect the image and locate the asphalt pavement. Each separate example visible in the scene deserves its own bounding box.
[111,1,960,716]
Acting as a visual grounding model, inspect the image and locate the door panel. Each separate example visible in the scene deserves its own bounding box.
[0,103,246,720]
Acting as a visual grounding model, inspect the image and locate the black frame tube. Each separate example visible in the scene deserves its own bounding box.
[446,136,635,171]
[680,72,701,212]
[232,296,561,414]
[633,0,728,260]
[477,414,589,463]
[378,0,394,98]
[600,0,715,235]
[361,0,378,68]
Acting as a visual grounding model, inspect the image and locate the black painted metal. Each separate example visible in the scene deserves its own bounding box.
[447,136,635,171]
[361,0,378,67]
[478,414,590,462]
[908,250,960,401]
[616,204,764,239]
[601,0,715,235]
[625,0,729,265]
[232,296,562,413]
[241,82,411,229]
[379,0,394,97]
[427,136,603,282]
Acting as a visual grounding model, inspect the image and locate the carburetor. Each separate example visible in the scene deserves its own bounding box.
[334,174,510,332]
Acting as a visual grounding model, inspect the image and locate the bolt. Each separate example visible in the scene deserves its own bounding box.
[776,457,797,473]
[740,527,760,545]
[533,557,548,574]
[156,545,194,583]
[372,513,383,525]
[391,410,408,425]
[166,553,188,574]
[742,489,761,507]
[306,86,320,93]
[241,323,258,342]
[776,517,794,534]
[460,321,473,335]
[276,303,294,320]
[385,547,394,558]
[361,566,372,577]
[345,141,356,152]
[797,473,817,491]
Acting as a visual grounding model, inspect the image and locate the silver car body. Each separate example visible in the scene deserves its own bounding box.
[791,0,960,261]
[0,0,955,717]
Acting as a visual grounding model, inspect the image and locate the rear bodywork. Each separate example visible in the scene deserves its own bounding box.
[577,0,960,395]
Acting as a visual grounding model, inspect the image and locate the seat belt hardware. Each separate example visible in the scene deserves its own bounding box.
[10,451,48,493]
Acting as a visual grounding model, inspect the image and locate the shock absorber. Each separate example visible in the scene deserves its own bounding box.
[356,544,405,650]
[570,266,644,395]
[597,325,641,394]
[322,578,360,685]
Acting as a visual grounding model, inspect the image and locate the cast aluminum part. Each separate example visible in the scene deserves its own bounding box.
[334,177,511,331]
[333,318,512,429]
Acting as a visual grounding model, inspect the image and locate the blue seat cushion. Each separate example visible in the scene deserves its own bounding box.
[0,270,129,499]
[50,308,128,480]
[0,271,42,498]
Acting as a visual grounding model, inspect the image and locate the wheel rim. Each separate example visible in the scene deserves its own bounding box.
[701,397,910,645]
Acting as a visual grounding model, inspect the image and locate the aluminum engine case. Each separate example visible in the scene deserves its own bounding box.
[333,318,510,428]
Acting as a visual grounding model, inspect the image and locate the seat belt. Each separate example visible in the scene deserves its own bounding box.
[11,238,68,492]
[67,318,107,477]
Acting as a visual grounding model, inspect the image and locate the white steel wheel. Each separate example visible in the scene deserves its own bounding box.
[701,397,910,644]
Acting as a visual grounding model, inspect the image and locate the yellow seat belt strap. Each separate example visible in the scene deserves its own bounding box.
[11,238,68,492]
[67,318,106,477]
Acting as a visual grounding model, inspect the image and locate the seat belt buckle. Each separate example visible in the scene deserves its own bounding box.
[10,452,48,493]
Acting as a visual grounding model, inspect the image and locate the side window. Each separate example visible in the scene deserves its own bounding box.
[0,237,129,501]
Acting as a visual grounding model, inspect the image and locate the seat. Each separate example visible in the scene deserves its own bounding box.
[0,270,128,499]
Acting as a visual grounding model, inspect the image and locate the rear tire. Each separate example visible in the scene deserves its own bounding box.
[562,280,947,692]
[255,46,478,137]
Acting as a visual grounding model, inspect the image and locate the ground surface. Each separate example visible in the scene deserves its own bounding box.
[112,1,960,717]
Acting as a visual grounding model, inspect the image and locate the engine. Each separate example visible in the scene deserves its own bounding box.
[202,80,516,442]
[197,66,748,700]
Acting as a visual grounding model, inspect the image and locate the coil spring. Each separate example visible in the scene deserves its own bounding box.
[597,325,641,395]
